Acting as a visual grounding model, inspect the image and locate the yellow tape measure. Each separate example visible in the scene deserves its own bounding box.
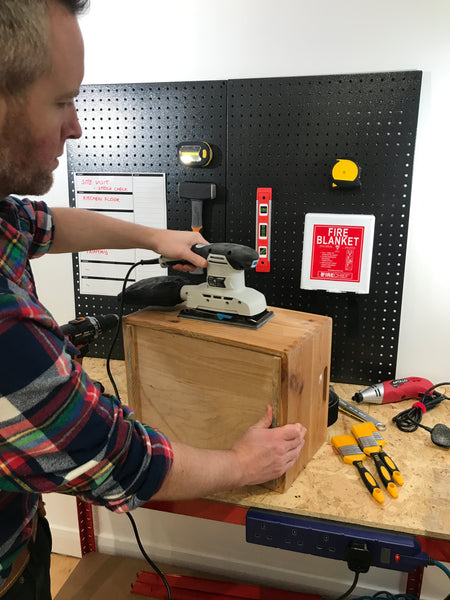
[331,158,361,188]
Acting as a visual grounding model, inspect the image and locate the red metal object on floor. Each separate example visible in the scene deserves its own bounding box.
[131,571,322,600]
[76,498,96,555]
[406,567,424,599]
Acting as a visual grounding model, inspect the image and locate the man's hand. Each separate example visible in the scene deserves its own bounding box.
[231,404,307,486]
[151,405,307,501]
[150,229,209,271]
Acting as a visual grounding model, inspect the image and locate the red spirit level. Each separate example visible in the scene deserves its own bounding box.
[255,187,272,272]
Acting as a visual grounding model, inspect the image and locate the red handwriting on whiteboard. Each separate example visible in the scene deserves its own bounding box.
[82,195,102,202]
[86,249,109,256]
[82,195,120,203]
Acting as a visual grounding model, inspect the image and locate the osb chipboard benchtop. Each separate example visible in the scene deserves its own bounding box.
[205,382,450,543]
[82,368,449,542]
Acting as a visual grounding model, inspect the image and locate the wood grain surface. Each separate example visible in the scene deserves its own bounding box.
[122,307,332,491]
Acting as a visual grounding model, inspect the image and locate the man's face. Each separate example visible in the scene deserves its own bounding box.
[0,2,84,197]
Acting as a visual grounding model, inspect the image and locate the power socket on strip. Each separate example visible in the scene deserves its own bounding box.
[246,509,429,572]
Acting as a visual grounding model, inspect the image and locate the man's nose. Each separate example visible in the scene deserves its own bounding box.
[64,104,82,140]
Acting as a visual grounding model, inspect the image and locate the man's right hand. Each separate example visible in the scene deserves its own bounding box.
[231,403,307,487]
[151,405,307,501]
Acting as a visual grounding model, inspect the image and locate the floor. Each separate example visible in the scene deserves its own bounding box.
[50,554,80,598]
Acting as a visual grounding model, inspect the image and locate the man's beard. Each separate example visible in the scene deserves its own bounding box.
[0,104,54,198]
[0,149,54,197]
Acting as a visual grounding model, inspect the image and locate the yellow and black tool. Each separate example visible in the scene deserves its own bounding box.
[331,158,361,189]
[331,434,385,504]
[352,422,404,495]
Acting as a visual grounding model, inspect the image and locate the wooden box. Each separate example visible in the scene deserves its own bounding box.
[123,306,332,492]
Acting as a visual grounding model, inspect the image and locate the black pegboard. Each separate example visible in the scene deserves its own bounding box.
[67,72,422,383]
[226,71,422,383]
[67,81,227,358]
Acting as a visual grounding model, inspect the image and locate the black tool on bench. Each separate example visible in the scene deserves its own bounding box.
[392,382,450,448]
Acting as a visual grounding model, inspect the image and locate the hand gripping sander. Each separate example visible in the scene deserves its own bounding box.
[118,242,274,329]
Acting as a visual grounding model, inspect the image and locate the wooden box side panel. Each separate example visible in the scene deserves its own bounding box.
[123,323,141,413]
[127,328,282,451]
[269,317,332,492]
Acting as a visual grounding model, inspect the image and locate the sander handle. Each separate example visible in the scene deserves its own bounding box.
[191,242,259,271]
[159,242,259,271]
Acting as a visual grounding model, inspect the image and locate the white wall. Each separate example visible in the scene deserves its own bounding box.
[35,0,450,381]
[38,1,450,598]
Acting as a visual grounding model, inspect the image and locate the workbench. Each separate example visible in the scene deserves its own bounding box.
[60,359,449,599]
[198,381,449,544]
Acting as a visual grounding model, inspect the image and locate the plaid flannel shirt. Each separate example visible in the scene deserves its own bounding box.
[0,196,173,590]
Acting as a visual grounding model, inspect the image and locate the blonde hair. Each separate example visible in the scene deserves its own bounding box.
[0,0,89,95]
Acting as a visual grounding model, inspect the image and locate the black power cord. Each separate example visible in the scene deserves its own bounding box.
[106,258,159,399]
[392,382,450,432]
[336,544,450,600]
[335,572,360,600]
[103,258,174,600]
[126,512,172,600]
[392,382,450,448]
[335,541,372,600]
